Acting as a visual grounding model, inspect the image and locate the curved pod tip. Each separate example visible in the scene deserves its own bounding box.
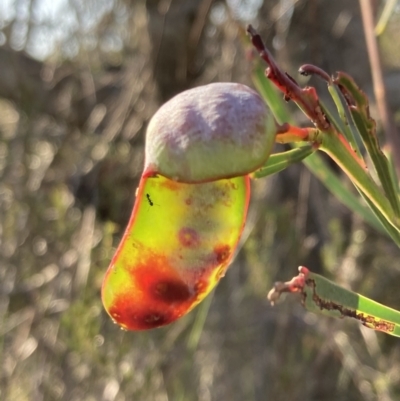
[102,174,250,330]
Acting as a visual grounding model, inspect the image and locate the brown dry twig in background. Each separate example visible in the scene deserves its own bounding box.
[359,0,400,174]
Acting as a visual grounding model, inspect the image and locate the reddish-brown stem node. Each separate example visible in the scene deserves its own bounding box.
[267,266,309,305]
[247,25,331,131]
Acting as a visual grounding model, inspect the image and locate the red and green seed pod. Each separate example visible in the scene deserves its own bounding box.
[102,83,276,330]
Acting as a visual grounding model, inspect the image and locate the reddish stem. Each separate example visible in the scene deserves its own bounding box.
[299,64,332,84]
[247,25,330,131]
[267,266,309,305]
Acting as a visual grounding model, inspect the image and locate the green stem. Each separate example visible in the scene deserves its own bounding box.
[320,131,399,230]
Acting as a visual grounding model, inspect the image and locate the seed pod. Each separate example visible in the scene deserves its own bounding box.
[144,82,276,183]
[102,174,250,330]
[102,83,274,330]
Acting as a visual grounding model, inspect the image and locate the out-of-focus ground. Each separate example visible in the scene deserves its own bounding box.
[1,1,400,400]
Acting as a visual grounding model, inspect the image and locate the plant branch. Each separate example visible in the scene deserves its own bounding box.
[247,25,330,131]
[248,24,400,235]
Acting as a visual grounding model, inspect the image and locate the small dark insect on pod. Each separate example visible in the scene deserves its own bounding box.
[146,193,154,206]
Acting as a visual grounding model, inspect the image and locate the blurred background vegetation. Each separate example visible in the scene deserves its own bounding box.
[1,0,400,400]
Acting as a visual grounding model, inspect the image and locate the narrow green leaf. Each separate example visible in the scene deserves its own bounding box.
[375,0,398,36]
[302,269,400,337]
[252,63,290,124]
[384,146,400,195]
[335,72,400,219]
[359,192,400,247]
[326,84,362,159]
[320,130,398,233]
[268,267,400,338]
[351,108,400,216]
[303,152,385,234]
[251,146,315,179]
[187,291,214,351]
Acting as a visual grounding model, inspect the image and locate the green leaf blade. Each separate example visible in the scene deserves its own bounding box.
[335,72,400,219]
[268,267,400,337]
[251,146,315,179]
[304,270,400,337]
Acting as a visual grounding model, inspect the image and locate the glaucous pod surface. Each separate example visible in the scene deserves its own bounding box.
[145,83,275,183]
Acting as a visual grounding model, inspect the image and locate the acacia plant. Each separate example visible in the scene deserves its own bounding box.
[102,26,400,337]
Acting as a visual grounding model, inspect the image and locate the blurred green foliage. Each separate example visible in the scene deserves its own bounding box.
[1,1,400,400]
